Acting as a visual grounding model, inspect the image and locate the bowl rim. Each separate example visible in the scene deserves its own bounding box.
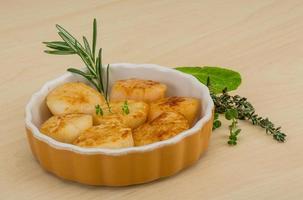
[25,63,214,156]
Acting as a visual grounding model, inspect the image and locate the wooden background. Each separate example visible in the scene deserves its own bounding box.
[0,0,302,199]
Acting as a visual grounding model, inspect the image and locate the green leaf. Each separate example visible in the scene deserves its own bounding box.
[234,129,241,135]
[67,68,99,90]
[228,140,237,145]
[105,64,110,100]
[175,66,241,94]
[225,112,232,120]
[95,104,103,116]
[122,100,130,115]
[92,18,97,60]
[213,120,221,128]
[56,24,87,54]
[95,48,104,92]
[58,32,78,52]
[67,68,89,78]
[44,50,75,55]
[83,36,92,58]
[43,41,68,46]
[56,24,77,43]
[43,41,71,49]
[225,109,238,120]
[45,45,73,52]
[73,41,96,76]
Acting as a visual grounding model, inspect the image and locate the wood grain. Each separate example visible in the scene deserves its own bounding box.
[0,0,302,199]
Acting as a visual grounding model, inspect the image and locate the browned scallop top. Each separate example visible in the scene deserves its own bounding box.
[93,100,149,126]
[40,114,83,135]
[133,112,189,146]
[116,79,161,89]
[59,90,89,104]
[73,117,132,147]
[110,100,148,116]
[153,97,200,113]
[47,82,104,104]
[158,96,186,107]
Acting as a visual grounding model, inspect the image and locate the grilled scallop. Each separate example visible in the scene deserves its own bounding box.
[110,79,167,103]
[93,100,149,129]
[40,114,93,143]
[46,82,105,116]
[148,97,200,126]
[133,111,189,146]
[73,117,134,148]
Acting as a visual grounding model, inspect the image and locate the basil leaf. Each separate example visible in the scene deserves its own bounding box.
[175,66,241,94]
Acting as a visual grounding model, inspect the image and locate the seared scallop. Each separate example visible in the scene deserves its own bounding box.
[93,100,149,129]
[46,82,104,116]
[40,114,93,143]
[73,117,134,148]
[110,78,167,103]
[148,97,200,126]
[133,111,189,146]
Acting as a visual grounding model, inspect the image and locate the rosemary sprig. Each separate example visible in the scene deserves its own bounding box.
[208,77,286,145]
[43,19,110,107]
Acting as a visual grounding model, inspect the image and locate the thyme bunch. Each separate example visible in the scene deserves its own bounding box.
[208,77,286,145]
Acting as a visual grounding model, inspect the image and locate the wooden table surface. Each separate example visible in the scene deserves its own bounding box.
[1,0,302,199]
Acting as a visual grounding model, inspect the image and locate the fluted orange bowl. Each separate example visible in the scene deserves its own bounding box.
[25,63,214,186]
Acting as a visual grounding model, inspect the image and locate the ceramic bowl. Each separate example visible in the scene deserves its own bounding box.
[25,63,214,186]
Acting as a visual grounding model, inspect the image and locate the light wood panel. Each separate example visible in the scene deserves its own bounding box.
[0,0,302,199]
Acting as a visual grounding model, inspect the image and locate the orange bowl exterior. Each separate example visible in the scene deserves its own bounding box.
[26,114,213,186]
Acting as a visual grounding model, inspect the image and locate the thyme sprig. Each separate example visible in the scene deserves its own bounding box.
[43,19,110,107]
[212,113,221,130]
[208,77,286,145]
[95,104,103,116]
[122,100,130,115]
[225,109,241,145]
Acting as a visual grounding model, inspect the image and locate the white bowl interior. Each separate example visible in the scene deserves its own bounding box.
[26,63,214,155]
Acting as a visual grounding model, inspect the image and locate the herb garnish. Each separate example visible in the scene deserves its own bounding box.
[212,113,221,130]
[122,100,130,115]
[95,104,103,116]
[176,66,241,94]
[176,66,286,145]
[224,108,241,145]
[43,19,111,110]
[211,88,286,143]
